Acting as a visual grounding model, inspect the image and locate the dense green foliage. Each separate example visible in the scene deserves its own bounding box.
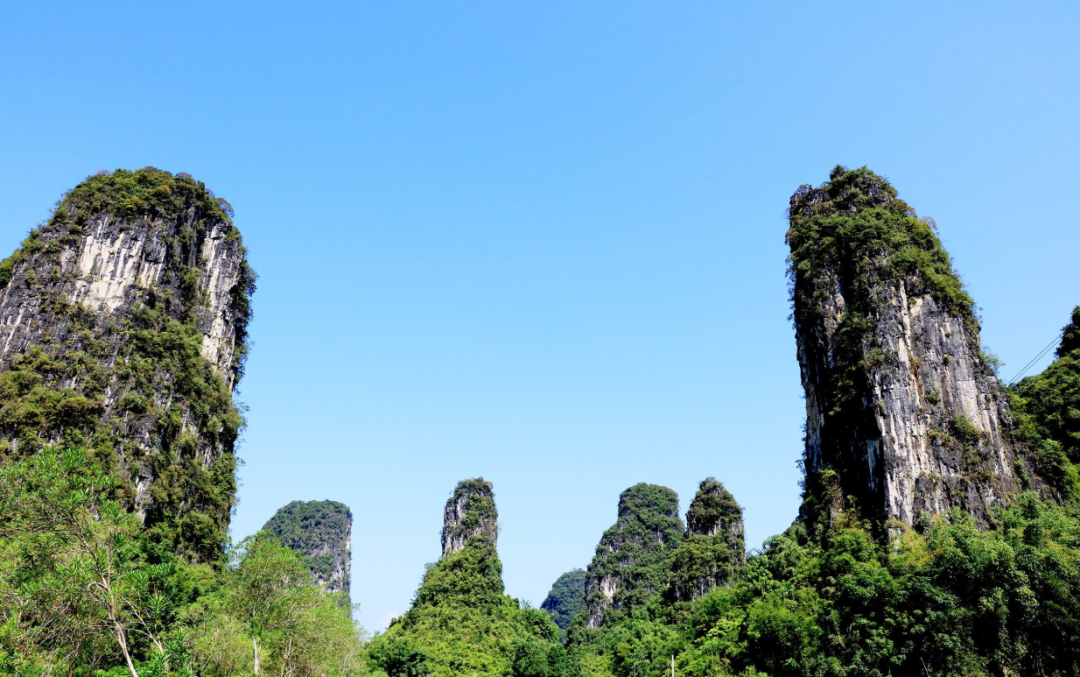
[263,500,352,592]
[787,165,975,327]
[569,497,1080,677]
[370,538,567,677]
[583,484,685,627]
[182,534,365,677]
[0,168,255,562]
[541,569,586,639]
[1012,307,1080,499]
[668,534,741,605]
[0,447,366,677]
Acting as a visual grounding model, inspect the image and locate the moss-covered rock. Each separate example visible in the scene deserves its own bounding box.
[0,168,254,562]
[581,483,684,628]
[788,166,1036,528]
[262,500,352,598]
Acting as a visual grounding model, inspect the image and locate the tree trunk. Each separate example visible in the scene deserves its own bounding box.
[115,621,140,677]
[253,636,261,675]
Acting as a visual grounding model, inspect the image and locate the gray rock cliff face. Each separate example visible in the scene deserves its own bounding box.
[441,477,498,558]
[788,167,1035,527]
[0,169,253,559]
[263,500,352,597]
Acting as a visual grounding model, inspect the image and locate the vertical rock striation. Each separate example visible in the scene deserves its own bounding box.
[263,500,353,598]
[441,477,498,558]
[669,478,745,601]
[581,483,684,628]
[787,166,1036,527]
[0,168,254,560]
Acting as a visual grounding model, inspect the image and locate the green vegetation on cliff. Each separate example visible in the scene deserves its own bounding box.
[669,479,745,602]
[1011,307,1080,498]
[787,165,975,327]
[569,496,1080,677]
[263,500,353,595]
[0,168,255,563]
[441,477,498,556]
[581,483,685,628]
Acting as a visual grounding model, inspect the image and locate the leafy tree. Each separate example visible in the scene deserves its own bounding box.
[371,537,564,677]
[0,447,173,676]
[185,533,366,677]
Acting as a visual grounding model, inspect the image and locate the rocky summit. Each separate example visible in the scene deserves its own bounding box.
[0,168,253,560]
[787,166,1042,527]
[581,483,685,628]
[441,476,498,558]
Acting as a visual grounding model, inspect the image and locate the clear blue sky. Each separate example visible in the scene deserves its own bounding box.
[1,2,1077,632]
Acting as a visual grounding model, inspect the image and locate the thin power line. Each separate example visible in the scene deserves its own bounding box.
[1005,330,1065,386]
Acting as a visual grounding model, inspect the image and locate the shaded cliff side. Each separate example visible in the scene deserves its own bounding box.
[787,166,1039,527]
[263,500,352,597]
[0,168,253,561]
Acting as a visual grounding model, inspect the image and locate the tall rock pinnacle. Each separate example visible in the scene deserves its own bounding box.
[669,477,745,602]
[581,483,684,628]
[787,166,1033,526]
[441,477,498,558]
[0,168,254,560]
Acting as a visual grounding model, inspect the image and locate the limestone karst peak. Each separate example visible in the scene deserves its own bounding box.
[787,166,1042,527]
[0,168,254,561]
[669,477,746,601]
[441,477,498,558]
[263,500,353,599]
[581,483,684,628]
[685,477,743,543]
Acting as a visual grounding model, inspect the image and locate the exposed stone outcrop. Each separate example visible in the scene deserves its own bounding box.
[582,483,684,628]
[441,477,498,558]
[263,500,352,598]
[0,168,254,560]
[787,166,1036,527]
[669,478,745,601]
